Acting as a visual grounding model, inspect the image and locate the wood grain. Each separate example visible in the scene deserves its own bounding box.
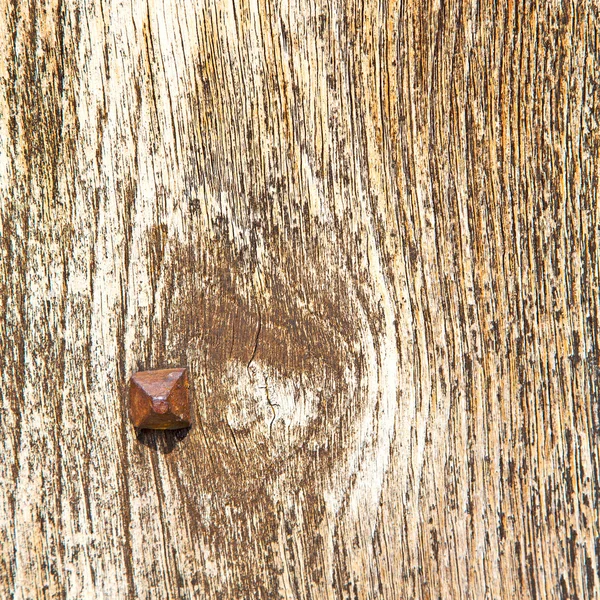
[1,0,598,597]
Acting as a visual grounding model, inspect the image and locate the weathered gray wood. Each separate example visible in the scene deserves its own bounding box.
[1,0,598,597]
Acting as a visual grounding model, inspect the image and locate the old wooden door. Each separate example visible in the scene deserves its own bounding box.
[1,0,598,598]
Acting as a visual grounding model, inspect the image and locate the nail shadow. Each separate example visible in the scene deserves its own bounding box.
[135,427,191,454]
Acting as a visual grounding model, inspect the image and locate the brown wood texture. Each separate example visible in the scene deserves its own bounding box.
[1,0,599,598]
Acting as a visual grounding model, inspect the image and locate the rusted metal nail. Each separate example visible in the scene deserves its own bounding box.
[129,367,191,430]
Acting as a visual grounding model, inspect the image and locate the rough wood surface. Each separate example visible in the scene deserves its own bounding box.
[1,0,599,598]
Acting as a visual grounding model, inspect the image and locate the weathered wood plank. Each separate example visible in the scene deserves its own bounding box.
[1,0,598,597]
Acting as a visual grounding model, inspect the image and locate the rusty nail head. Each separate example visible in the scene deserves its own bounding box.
[130,367,191,430]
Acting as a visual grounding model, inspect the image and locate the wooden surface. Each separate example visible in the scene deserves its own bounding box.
[1,0,599,597]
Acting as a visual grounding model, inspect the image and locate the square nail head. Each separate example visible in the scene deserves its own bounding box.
[129,368,191,430]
